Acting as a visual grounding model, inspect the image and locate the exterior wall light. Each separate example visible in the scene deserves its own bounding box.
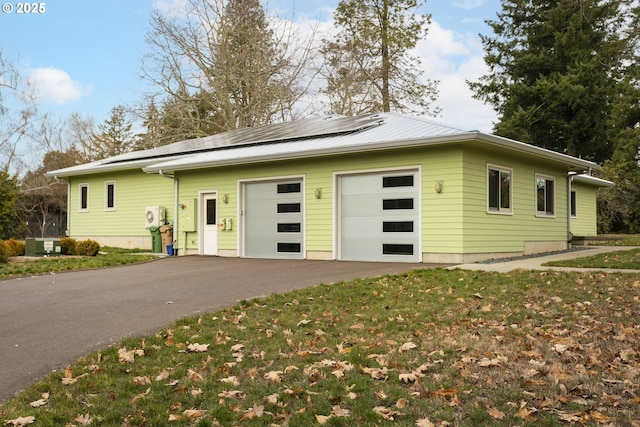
[435,180,443,193]
[315,188,322,199]
[222,194,229,204]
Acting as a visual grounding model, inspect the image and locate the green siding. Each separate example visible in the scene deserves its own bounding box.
[570,182,597,236]
[63,139,600,259]
[461,145,570,253]
[68,171,174,238]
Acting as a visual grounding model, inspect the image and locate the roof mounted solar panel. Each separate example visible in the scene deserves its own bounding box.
[106,114,383,165]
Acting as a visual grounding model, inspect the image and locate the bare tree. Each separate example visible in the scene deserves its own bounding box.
[320,0,439,116]
[0,51,40,169]
[141,0,317,141]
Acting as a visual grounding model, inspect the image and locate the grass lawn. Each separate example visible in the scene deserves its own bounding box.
[0,247,159,281]
[1,268,639,426]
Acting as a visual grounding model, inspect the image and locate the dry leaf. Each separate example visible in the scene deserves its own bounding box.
[187,369,203,383]
[131,387,151,403]
[361,366,390,380]
[183,409,205,420]
[399,341,418,352]
[331,406,351,417]
[156,369,171,382]
[373,406,401,421]
[220,376,240,386]
[239,404,264,421]
[218,390,245,399]
[396,398,409,408]
[3,416,36,426]
[415,418,435,427]
[74,413,92,426]
[118,347,136,363]
[487,407,506,420]
[263,370,284,383]
[315,414,330,424]
[399,372,420,383]
[133,376,151,386]
[29,393,49,408]
[187,343,209,353]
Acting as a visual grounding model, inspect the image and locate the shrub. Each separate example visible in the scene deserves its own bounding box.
[0,240,10,263]
[6,238,25,256]
[60,238,78,255]
[75,239,100,257]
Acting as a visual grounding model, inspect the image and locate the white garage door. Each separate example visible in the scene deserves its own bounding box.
[339,170,420,262]
[243,179,304,259]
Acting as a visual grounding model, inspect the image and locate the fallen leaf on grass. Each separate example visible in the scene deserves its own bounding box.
[168,409,206,422]
[487,407,506,420]
[187,343,209,353]
[220,376,240,386]
[415,418,435,427]
[399,342,418,352]
[74,413,92,426]
[218,390,245,400]
[3,416,35,426]
[264,370,284,383]
[131,387,151,403]
[239,404,264,421]
[118,347,143,363]
[373,406,401,421]
[361,366,390,380]
[29,393,49,408]
[133,376,151,386]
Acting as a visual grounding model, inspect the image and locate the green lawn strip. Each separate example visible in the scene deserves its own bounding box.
[0,247,158,281]
[545,248,640,269]
[2,269,638,426]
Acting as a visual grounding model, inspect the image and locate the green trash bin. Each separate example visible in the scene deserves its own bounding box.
[149,226,162,253]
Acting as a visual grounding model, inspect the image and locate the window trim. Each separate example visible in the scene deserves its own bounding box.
[570,189,577,218]
[535,173,556,218]
[486,164,513,215]
[79,183,89,212]
[104,180,116,211]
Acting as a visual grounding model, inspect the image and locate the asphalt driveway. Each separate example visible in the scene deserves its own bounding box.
[0,256,430,403]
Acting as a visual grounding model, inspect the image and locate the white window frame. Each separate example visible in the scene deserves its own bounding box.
[535,174,556,218]
[486,164,513,215]
[78,183,89,212]
[104,180,116,211]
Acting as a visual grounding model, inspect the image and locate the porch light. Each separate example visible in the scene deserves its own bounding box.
[435,180,443,193]
[315,188,322,199]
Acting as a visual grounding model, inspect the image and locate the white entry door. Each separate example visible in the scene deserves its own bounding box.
[202,194,218,255]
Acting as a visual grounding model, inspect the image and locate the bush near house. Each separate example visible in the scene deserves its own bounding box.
[75,239,100,257]
[6,238,25,256]
[60,238,78,255]
[0,240,10,263]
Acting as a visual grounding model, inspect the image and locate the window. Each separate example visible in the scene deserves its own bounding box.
[570,190,577,217]
[536,175,555,216]
[382,198,414,210]
[277,182,301,193]
[383,175,414,188]
[277,203,301,213]
[487,165,512,214]
[105,181,116,211]
[79,184,89,212]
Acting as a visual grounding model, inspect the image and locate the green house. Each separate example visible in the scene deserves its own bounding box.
[47,113,612,263]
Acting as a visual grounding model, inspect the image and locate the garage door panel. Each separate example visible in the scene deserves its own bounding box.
[340,171,419,262]
[244,179,304,259]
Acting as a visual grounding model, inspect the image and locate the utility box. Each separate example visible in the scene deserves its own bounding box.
[179,198,197,232]
[25,238,62,257]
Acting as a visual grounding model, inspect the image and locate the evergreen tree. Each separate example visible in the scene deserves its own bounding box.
[320,0,439,116]
[469,0,637,163]
[91,105,136,159]
[0,169,20,239]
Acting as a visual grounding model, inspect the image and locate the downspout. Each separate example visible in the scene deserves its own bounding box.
[158,170,179,254]
[567,172,577,248]
[54,176,70,237]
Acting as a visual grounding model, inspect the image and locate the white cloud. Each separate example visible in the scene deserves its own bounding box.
[452,0,486,11]
[418,20,497,132]
[26,67,93,105]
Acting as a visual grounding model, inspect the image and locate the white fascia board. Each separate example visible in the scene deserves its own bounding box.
[46,155,191,178]
[572,173,614,187]
[143,132,601,174]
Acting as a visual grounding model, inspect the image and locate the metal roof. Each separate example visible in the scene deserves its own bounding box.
[47,112,600,178]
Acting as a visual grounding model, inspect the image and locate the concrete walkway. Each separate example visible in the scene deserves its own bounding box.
[450,245,640,274]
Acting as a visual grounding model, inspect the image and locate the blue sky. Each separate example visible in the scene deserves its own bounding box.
[0,0,500,134]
